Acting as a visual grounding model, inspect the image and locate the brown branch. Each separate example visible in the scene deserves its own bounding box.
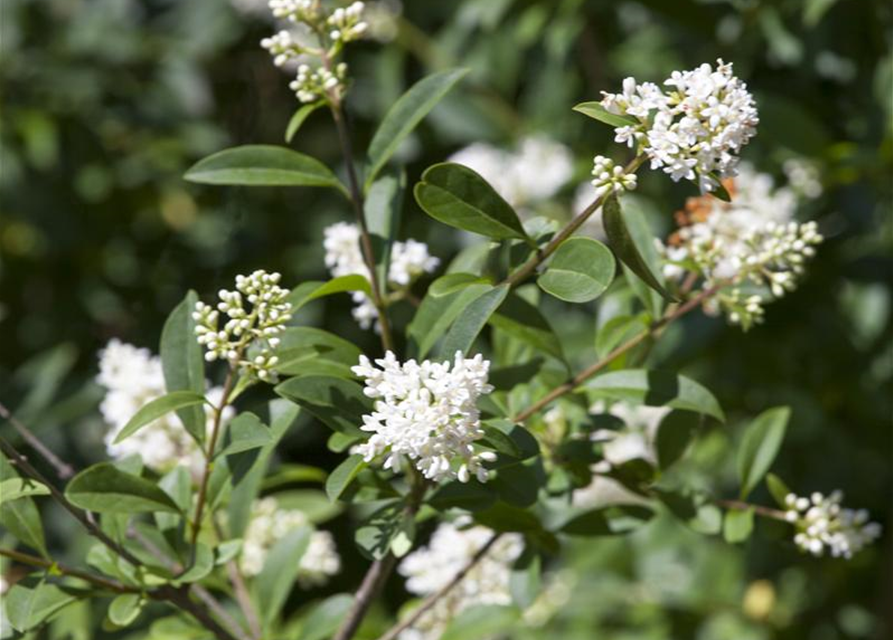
[716,499,787,521]
[213,520,262,640]
[374,533,502,640]
[331,475,429,640]
[512,285,720,423]
[0,401,74,480]
[0,547,134,593]
[502,155,647,288]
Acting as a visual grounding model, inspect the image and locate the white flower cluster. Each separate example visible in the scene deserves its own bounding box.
[97,340,230,473]
[589,155,637,199]
[351,351,496,483]
[660,164,823,328]
[261,1,366,104]
[323,222,439,329]
[601,59,758,192]
[448,136,574,210]
[783,157,823,199]
[397,522,523,640]
[240,497,341,586]
[193,270,292,382]
[327,1,368,43]
[784,491,881,559]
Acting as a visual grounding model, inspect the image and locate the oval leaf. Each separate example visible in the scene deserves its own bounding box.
[736,406,790,499]
[723,507,755,544]
[0,478,50,502]
[274,375,370,436]
[586,369,724,422]
[113,391,207,444]
[603,195,676,302]
[285,102,323,143]
[286,275,372,312]
[108,594,143,627]
[65,463,180,514]
[537,237,616,303]
[325,454,367,502]
[573,101,639,128]
[366,68,469,188]
[161,290,206,444]
[184,145,347,195]
[415,163,530,241]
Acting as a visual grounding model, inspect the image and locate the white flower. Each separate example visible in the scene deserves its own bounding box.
[351,351,495,483]
[327,1,368,43]
[397,522,523,640]
[448,135,574,210]
[323,222,439,330]
[289,62,349,104]
[96,340,231,474]
[600,60,758,192]
[589,155,637,199]
[260,30,303,67]
[240,497,341,585]
[193,270,292,382]
[783,157,823,199]
[659,163,823,329]
[784,491,881,559]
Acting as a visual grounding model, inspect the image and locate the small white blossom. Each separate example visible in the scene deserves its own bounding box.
[783,157,823,199]
[193,270,292,382]
[784,491,881,559]
[589,155,638,199]
[323,222,439,329]
[268,0,321,24]
[659,163,823,329]
[448,135,574,210]
[240,497,341,585]
[96,340,232,473]
[351,351,495,483]
[327,1,368,43]
[260,30,304,67]
[289,62,348,104]
[600,60,759,192]
[397,521,523,640]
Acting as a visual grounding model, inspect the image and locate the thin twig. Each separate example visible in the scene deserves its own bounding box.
[512,285,720,423]
[213,520,262,640]
[0,401,74,479]
[716,499,787,521]
[374,533,502,640]
[0,547,134,593]
[331,474,429,640]
[502,155,647,288]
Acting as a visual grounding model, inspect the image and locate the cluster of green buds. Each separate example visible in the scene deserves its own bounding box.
[193,270,292,382]
[260,0,368,105]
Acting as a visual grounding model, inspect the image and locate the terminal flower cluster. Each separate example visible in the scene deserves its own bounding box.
[193,270,292,382]
[397,522,523,640]
[97,340,230,473]
[323,222,439,329]
[351,351,496,483]
[600,59,758,192]
[589,155,638,199]
[260,0,367,104]
[660,164,823,329]
[784,491,882,559]
[448,135,574,210]
[240,497,341,586]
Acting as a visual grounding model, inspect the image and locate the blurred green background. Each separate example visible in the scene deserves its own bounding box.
[1,0,891,638]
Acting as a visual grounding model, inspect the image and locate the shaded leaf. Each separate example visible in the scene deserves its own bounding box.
[737,406,790,499]
[439,284,509,356]
[766,473,791,508]
[489,293,565,362]
[365,170,406,288]
[160,291,206,444]
[275,376,370,436]
[325,454,367,502]
[285,102,323,143]
[257,526,312,628]
[65,463,180,514]
[220,412,272,457]
[408,279,493,359]
[440,604,519,640]
[113,391,207,444]
[586,369,724,422]
[296,593,355,640]
[287,276,372,313]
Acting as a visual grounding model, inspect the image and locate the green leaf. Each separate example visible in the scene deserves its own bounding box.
[65,463,180,514]
[220,412,272,457]
[108,594,143,627]
[325,454,367,502]
[587,369,724,422]
[285,102,323,143]
[184,145,347,196]
[481,420,539,460]
[5,581,78,632]
[296,594,355,640]
[655,488,723,535]
[365,170,406,288]
[595,313,648,358]
[440,604,519,640]
[489,292,566,362]
[440,284,510,356]
[766,473,791,508]
[556,504,654,536]
[0,495,47,556]
[429,481,496,512]
[723,507,755,544]
[408,279,493,359]
[603,195,676,302]
[257,526,312,628]
[537,237,616,303]
[274,327,362,378]
[655,411,698,470]
[365,68,469,188]
[509,548,541,609]
[572,101,639,128]
[429,273,490,297]
[174,544,214,584]
[160,290,206,444]
[474,503,541,533]
[113,391,207,444]
[0,478,50,502]
[737,407,791,499]
[276,490,342,524]
[274,376,370,436]
[414,163,530,241]
[355,501,403,560]
[287,275,372,313]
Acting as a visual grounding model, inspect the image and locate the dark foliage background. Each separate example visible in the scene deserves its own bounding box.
[1,0,891,638]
